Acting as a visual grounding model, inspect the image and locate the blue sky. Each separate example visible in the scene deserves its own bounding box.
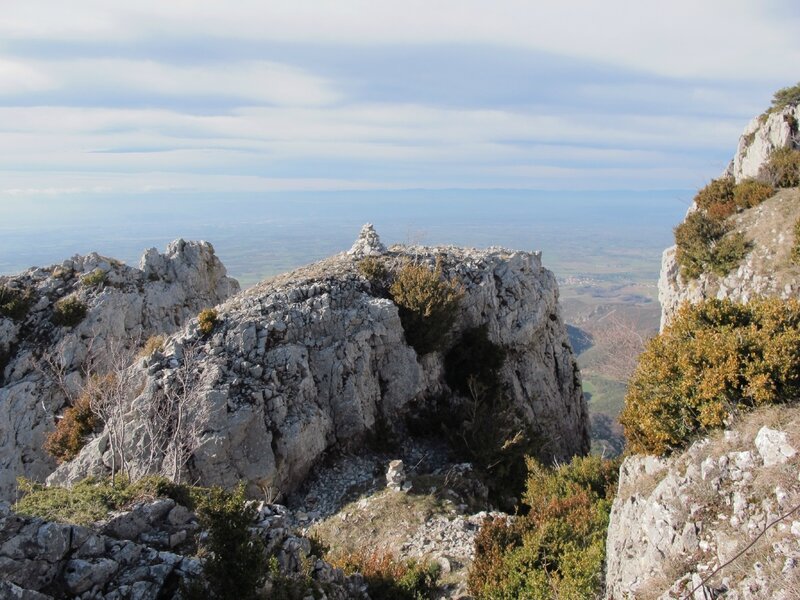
[1,1,799,200]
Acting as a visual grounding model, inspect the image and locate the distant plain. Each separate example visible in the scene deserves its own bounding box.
[1,189,690,452]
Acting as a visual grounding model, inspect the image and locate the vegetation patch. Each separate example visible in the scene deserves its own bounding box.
[80,268,107,287]
[52,296,88,327]
[793,218,800,265]
[769,81,800,113]
[468,455,618,600]
[331,550,440,600]
[759,147,800,188]
[183,484,268,600]
[358,256,391,295]
[44,391,99,463]
[673,178,773,280]
[621,298,800,455]
[197,308,218,336]
[0,285,34,321]
[139,334,167,358]
[15,475,196,525]
[389,259,462,355]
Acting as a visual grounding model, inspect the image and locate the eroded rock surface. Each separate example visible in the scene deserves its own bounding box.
[52,234,588,499]
[0,240,239,500]
[605,409,800,599]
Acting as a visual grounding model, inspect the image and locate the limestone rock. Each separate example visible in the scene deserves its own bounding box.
[755,426,796,467]
[52,239,588,498]
[347,223,388,258]
[0,240,239,500]
[724,104,800,183]
[0,498,364,599]
[386,460,405,491]
[605,415,800,599]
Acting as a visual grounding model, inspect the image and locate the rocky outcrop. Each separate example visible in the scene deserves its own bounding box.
[605,408,800,599]
[0,240,239,500]
[0,498,365,599]
[659,98,800,329]
[724,104,800,183]
[658,188,800,328]
[51,229,588,498]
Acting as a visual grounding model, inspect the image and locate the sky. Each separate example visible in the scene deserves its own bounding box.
[1,1,799,201]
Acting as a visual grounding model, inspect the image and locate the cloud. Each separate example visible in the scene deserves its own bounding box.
[2,1,799,80]
[0,1,794,196]
[0,58,339,106]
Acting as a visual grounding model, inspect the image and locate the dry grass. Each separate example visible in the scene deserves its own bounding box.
[309,486,450,562]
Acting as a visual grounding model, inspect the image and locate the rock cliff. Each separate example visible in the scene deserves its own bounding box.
[50,226,588,498]
[605,407,800,599]
[659,100,800,329]
[0,240,239,500]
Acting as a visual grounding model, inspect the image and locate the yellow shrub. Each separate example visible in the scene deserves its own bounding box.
[197,308,218,336]
[621,298,800,455]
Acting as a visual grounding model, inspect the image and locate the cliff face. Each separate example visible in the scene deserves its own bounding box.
[605,407,800,599]
[50,227,589,498]
[0,240,239,500]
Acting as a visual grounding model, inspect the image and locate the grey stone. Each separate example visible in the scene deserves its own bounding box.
[755,426,797,467]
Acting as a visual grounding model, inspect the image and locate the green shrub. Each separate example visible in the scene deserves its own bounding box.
[15,475,196,525]
[621,298,800,455]
[673,177,770,280]
[792,218,800,265]
[733,179,774,209]
[358,257,389,284]
[0,286,33,321]
[674,211,727,279]
[759,147,800,188]
[197,308,218,336]
[332,550,440,600]
[389,259,462,355]
[708,232,751,277]
[184,484,267,600]
[44,392,98,463]
[52,296,88,327]
[80,269,107,287]
[468,455,618,600]
[770,82,800,112]
[694,177,736,220]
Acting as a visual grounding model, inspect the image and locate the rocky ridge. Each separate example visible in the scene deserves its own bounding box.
[0,240,239,501]
[50,227,589,500]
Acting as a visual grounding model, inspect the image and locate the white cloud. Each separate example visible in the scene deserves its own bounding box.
[0,59,54,94]
[2,1,798,80]
[0,58,339,106]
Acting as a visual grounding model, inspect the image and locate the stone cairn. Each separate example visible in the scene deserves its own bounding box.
[347,223,388,258]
